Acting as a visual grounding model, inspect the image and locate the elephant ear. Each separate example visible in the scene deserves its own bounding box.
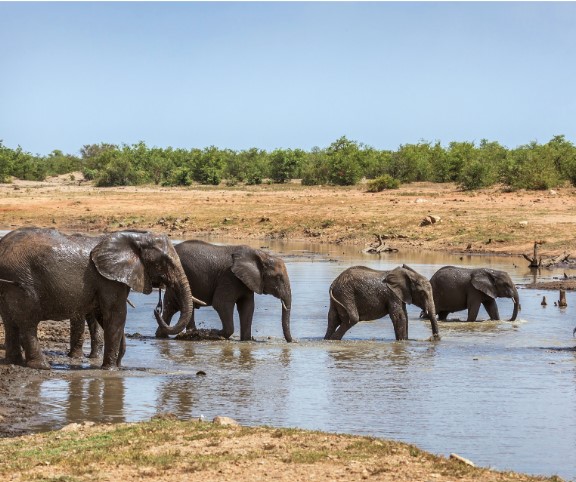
[471,270,497,298]
[91,231,148,293]
[385,267,413,304]
[231,249,264,294]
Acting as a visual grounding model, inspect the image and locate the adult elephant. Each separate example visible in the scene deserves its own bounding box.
[324,265,440,341]
[429,266,520,322]
[155,240,292,342]
[0,227,202,370]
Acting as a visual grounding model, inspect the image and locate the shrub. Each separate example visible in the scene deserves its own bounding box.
[366,174,401,192]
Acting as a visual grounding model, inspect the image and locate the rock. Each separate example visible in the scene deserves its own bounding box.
[213,416,240,426]
[549,189,558,196]
[518,221,528,227]
[420,215,441,227]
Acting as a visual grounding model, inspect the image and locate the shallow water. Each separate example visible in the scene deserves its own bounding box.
[25,240,576,479]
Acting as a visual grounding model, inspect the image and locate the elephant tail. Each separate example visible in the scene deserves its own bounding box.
[329,288,348,312]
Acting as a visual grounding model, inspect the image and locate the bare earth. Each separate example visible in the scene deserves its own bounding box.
[0,175,573,481]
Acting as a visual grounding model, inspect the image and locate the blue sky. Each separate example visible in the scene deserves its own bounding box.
[1,1,575,156]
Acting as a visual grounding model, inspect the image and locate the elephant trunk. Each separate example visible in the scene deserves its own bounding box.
[426,301,441,340]
[154,263,196,336]
[509,288,520,322]
[281,294,293,343]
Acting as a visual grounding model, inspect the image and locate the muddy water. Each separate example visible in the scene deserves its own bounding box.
[25,240,576,479]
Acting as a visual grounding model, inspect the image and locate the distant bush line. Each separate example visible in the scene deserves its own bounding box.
[2,135,576,191]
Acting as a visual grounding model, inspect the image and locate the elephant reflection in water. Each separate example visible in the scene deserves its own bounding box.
[65,376,126,423]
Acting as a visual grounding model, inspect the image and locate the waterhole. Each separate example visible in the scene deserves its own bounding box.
[25,239,576,479]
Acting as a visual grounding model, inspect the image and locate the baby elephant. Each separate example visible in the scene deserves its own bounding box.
[325,265,440,341]
[430,266,520,322]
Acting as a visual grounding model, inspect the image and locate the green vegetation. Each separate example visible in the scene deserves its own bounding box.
[1,134,576,190]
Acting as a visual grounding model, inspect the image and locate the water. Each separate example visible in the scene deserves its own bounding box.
[24,240,576,479]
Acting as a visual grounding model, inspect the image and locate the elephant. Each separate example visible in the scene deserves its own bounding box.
[155,240,292,342]
[324,264,440,341]
[429,266,520,322]
[0,227,202,370]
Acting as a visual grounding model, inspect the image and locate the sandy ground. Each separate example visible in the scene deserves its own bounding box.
[0,175,574,481]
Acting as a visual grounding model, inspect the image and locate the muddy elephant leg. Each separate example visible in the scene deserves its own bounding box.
[437,311,449,321]
[68,315,86,358]
[467,297,482,322]
[117,333,127,366]
[87,312,104,358]
[100,297,128,370]
[483,298,500,321]
[390,304,408,340]
[2,318,25,365]
[237,294,255,341]
[330,304,358,340]
[324,304,340,339]
[20,321,50,370]
[213,301,236,339]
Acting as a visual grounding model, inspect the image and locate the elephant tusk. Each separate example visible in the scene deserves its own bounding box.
[126,298,136,309]
[192,295,207,307]
[281,300,288,311]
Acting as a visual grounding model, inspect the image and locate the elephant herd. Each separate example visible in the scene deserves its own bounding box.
[0,227,521,371]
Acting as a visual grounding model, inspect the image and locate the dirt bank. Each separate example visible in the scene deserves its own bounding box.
[1,175,575,257]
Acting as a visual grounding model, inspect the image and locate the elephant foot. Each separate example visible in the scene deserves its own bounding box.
[68,349,84,358]
[6,353,25,366]
[217,330,234,340]
[87,350,103,359]
[429,334,441,341]
[27,358,51,370]
[101,363,119,371]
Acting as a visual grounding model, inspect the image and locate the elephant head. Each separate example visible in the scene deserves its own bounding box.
[91,231,201,336]
[471,269,519,321]
[231,249,293,342]
[386,265,440,339]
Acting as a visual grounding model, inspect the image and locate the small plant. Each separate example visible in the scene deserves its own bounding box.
[366,175,400,192]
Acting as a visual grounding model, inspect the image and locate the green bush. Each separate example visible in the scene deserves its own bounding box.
[366,175,401,192]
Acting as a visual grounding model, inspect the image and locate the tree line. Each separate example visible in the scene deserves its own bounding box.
[1,135,576,191]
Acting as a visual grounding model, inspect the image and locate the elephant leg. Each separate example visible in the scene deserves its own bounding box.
[237,294,255,341]
[324,304,340,339]
[20,322,50,370]
[330,304,358,340]
[68,315,86,358]
[100,292,128,370]
[117,333,127,366]
[2,318,25,365]
[390,303,408,340]
[437,311,449,321]
[87,312,104,359]
[467,298,482,322]
[483,298,500,320]
[213,301,236,339]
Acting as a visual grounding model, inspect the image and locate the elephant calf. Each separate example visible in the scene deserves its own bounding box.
[325,265,440,341]
[430,266,520,322]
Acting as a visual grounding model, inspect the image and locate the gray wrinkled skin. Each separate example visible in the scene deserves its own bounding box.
[0,227,194,370]
[325,265,440,341]
[155,240,292,342]
[430,266,520,322]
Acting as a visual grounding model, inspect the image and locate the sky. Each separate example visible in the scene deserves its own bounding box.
[1,1,575,156]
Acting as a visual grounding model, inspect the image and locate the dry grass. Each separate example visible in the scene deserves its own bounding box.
[1,179,576,257]
[0,418,562,482]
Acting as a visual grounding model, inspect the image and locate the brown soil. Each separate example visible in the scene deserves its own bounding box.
[0,175,573,481]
